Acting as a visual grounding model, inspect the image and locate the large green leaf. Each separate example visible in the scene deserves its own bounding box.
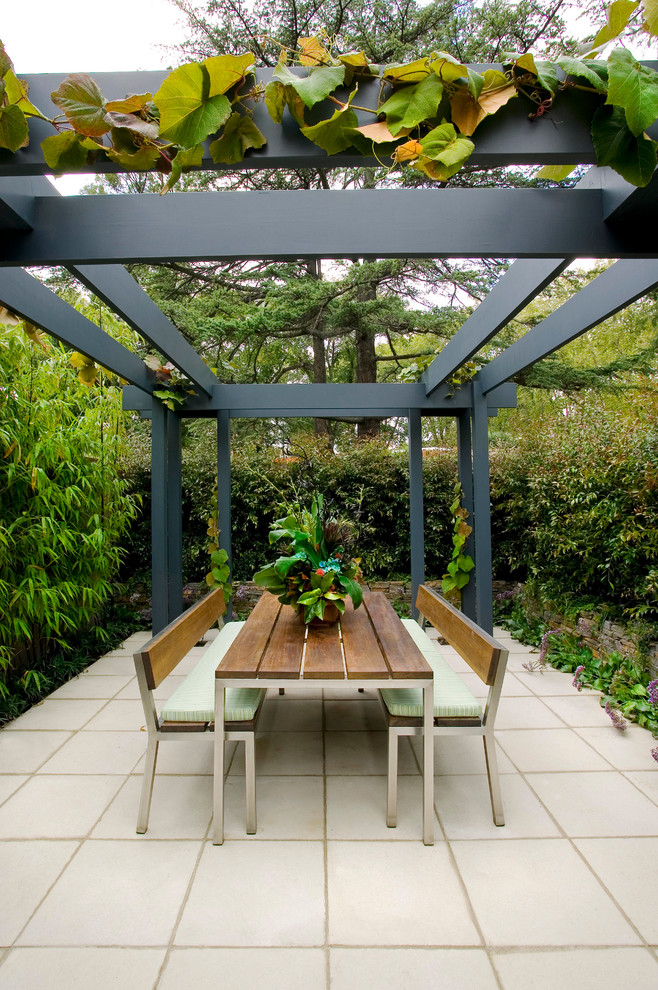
[264,80,287,123]
[4,71,43,117]
[51,73,110,137]
[0,104,28,152]
[0,40,13,78]
[160,144,205,193]
[105,142,163,172]
[378,73,443,136]
[155,62,232,147]
[588,0,639,52]
[415,122,474,180]
[301,104,358,154]
[337,574,363,608]
[533,60,560,96]
[606,48,658,135]
[430,52,468,84]
[104,111,159,140]
[556,57,608,93]
[382,59,430,83]
[643,0,658,34]
[592,103,658,186]
[209,112,266,164]
[273,63,345,109]
[203,53,255,96]
[339,51,377,85]
[41,131,90,171]
[535,164,578,181]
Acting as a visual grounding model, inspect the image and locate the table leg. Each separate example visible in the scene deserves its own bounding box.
[212,682,225,845]
[423,682,434,845]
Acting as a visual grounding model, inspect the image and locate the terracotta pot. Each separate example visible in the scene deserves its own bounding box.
[296,601,340,626]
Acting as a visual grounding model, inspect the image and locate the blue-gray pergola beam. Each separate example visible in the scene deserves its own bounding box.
[456,410,476,622]
[151,403,184,633]
[2,189,656,266]
[576,165,658,227]
[422,258,573,395]
[0,174,219,395]
[408,409,425,619]
[217,410,232,621]
[477,258,658,395]
[69,264,217,396]
[6,66,654,178]
[0,267,154,390]
[471,382,493,633]
[121,381,518,416]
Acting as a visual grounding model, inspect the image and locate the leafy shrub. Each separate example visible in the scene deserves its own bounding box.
[0,327,140,697]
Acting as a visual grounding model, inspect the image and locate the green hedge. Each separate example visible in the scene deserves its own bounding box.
[118,403,658,622]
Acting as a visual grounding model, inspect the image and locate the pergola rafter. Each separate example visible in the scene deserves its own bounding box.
[1,64,657,635]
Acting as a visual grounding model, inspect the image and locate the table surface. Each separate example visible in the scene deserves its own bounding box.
[216,591,433,681]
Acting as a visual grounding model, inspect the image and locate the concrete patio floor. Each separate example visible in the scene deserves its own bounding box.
[0,626,657,989]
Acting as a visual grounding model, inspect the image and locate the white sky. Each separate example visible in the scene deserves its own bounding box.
[1,0,182,73]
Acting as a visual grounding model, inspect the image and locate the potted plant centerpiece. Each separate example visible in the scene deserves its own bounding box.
[253,495,363,624]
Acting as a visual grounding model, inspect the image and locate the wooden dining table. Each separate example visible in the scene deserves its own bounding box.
[213,590,435,844]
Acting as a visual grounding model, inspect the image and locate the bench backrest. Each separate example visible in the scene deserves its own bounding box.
[415,585,505,686]
[135,588,226,690]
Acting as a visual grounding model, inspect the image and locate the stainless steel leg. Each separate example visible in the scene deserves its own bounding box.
[483,731,505,826]
[136,736,159,834]
[423,682,434,845]
[386,728,399,827]
[245,733,257,834]
[213,683,226,844]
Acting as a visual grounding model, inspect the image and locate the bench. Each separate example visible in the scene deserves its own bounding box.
[379,584,509,827]
[133,588,266,835]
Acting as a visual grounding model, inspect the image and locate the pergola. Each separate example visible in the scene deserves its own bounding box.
[2,66,658,637]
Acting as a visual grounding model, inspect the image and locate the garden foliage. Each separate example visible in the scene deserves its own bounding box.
[0,325,139,710]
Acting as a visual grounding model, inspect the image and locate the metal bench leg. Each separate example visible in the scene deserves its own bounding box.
[386,729,399,827]
[136,736,159,834]
[483,732,505,826]
[245,733,257,835]
[213,684,225,845]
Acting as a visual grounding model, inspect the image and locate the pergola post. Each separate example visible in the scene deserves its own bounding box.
[457,410,477,622]
[471,382,494,633]
[150,401,183,634]
[217,410,232,621]
[408,409,425,619]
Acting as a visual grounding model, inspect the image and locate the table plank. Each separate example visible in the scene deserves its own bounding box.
[341,598,389,679]
[364,593,432,678]
[216,593,280,678]
[304,622,344,679]
[258,604,306,678]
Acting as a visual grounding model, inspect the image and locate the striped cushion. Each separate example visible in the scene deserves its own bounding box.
[160,621,265,723]
[380,619,482,720]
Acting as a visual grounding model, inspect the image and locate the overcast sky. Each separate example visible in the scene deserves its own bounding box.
[2,0,182,73]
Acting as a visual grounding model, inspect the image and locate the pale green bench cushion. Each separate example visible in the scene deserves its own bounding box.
[160,621,265,723]
[380,619,482,719]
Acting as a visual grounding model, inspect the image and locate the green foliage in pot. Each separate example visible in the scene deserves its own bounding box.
[253,494,363,623]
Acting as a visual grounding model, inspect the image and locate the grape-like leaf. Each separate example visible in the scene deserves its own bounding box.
[104,111,159,140]
[209,112,266,164]
[588,0,639,52]
[301,104,358,154]
[4,71,42,117]
[606,48,658,136]
[535,164,578,181]
[273,63,345,109]
[51,73,110,137]
[106,142,163,171]
[430,51,468,84]
[643,0,658,34]
[450,71,517,136]
[382,58,430,83]
[0,104,28,152]
[298,36,333,67]
[0,40,13,78]
[160,144,205,194]
[414,122,474,180]
[592,103,658,186]
[105,93,153,114]
[203,53,255,96]
[155,62,232,147]
[556,57,608,93]
[41,130,90,171]
[378,73,443,135]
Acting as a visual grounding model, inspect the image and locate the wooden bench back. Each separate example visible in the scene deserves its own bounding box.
[135,588,226,690]
[416,585,505,686]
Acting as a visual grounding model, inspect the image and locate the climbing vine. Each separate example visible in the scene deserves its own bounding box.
[0,2,657,190]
